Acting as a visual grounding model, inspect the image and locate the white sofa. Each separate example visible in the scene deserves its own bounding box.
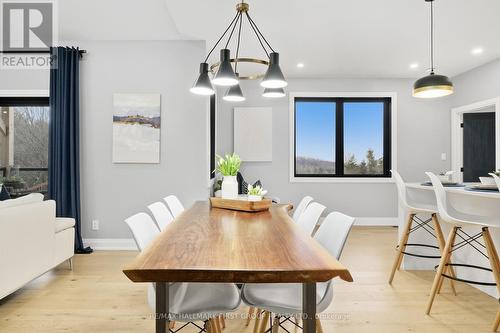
[0,193,75,299]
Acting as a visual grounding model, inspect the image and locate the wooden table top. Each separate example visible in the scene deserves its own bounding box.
[123,201,353,284]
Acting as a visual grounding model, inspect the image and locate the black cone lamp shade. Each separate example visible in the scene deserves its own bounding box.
[190,63,215,96]
[212,49,238,86]
[261,52,287,88]
[413,72,453,98]
[262,87,285,98]
[223,74,245,102]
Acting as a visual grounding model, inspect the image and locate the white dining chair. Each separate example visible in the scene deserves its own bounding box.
[124,212,240,330]
[425,172,500,328]
[292,196,314,222]
[241,211,355,333]
[147,201,174,231]
[164,195,185,218]
[388,170,456,293]
[489,173,500,190]
[296,202,326,236]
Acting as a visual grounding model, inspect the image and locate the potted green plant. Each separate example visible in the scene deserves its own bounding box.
[215,153,241,199]
[247,184,268,202]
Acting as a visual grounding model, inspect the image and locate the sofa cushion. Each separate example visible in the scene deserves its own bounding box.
[0,193,44,209]
[55,217,75,233]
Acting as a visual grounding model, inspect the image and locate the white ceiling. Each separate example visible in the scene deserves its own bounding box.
[59,0,500,79]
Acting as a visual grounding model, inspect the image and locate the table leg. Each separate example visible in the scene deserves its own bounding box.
[156,282,169,333]
[302,283,317,333]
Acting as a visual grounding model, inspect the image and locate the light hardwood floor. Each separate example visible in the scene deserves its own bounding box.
[0,227,497,333]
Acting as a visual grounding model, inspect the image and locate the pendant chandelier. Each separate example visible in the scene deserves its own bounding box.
[413,0,453,98]
[190,1,287,101]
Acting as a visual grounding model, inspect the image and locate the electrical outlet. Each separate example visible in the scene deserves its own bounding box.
[441,153,447,161]
[91,219,99,230]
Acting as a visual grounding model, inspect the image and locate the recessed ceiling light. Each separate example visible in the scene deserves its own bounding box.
[409,63,419,69]
[471,47,484,55]
[296,63,304,68]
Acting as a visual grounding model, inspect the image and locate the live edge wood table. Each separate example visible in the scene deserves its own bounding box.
[123,201,353,333]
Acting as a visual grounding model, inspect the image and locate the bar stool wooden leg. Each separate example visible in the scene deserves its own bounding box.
[214,317,222,333]
[426,226,458,315]
[316,319,324,333]
[219,315,225,329]
[432,214,457,296]
[389,213,415,284]
[258,311,270,333]
[493,308,500,332]
[253,310,262,333]
[205,320,213,333]
[246,307,255,326]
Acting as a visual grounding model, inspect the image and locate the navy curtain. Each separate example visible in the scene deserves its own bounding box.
[49,47,92,254]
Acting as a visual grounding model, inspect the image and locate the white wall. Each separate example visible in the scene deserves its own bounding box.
[216,78,452,221]
[0,40,209,241]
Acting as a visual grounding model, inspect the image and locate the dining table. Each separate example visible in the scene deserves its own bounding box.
[123,200,353,333]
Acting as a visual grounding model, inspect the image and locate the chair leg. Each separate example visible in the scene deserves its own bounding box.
[219,315,225,329]
[389,213,414,284]
[169,321,175,329]
[316,319,323,333]
[493,308,500,332]
[426,226,458,315]
[253,310,262,333]
[214,317,221,333]
[246,307,255,326]
[432,214,457,296]
[258,311,270,333]
[271,316,280,333]
[68,257,73,271]
[205,320,212,333]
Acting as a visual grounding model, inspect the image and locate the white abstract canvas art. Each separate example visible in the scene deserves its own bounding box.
[112,93,161,163]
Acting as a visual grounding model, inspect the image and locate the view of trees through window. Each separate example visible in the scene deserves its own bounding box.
[0,106,50,193]
[294,98,390,177]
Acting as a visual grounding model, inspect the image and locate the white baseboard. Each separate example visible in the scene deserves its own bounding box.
[83,238,137,251]
[354,217,399,226]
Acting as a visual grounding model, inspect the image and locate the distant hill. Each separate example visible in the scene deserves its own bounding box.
[113,115,160,128]
[296,156,335,174]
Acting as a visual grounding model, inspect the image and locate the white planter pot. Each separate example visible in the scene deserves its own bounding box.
[247,195,262,202]
[221,175,238,199]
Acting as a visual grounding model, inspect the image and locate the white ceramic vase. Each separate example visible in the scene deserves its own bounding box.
[247,195,262,202]
[221,175,238,199]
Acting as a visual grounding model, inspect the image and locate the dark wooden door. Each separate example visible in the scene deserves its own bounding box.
[463,112,496,182]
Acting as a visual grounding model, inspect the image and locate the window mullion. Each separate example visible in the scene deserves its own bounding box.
[335,99,344,176]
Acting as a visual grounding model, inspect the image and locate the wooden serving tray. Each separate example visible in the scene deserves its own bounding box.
[209,197,272,212]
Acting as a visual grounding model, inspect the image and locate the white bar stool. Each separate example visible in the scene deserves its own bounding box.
[425,172,500,330]
[389,170,457,293]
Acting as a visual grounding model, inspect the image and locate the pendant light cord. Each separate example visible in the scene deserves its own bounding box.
[246,12,276,54]
[235,10,244,73]
[204,12,240,63]
[430,0,434,74]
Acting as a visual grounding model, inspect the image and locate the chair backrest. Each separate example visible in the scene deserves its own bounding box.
[489,173,500,190]
[292,195,314,222]
[124,212,160,251]
[164,195,185,218]
[391,170,410,209]
[147,201,174,231]
[296,202,326,236]
[314,211,355,304]
[425,172,453,222]
[314,211,355,260]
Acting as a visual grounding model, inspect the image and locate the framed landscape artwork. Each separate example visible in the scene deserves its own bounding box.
[112,93,161,163]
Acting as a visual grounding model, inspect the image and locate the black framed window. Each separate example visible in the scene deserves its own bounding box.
[0,97,50,195]
[294,97,391,178]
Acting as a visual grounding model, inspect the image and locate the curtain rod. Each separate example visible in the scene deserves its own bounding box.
[0,49,87,54]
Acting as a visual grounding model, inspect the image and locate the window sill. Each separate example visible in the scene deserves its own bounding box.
[289,176,395,184]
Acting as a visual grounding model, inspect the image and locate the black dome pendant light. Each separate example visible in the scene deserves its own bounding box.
[413,0,453,98]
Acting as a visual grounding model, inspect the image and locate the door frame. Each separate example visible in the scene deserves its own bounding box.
[451,97,500,182]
